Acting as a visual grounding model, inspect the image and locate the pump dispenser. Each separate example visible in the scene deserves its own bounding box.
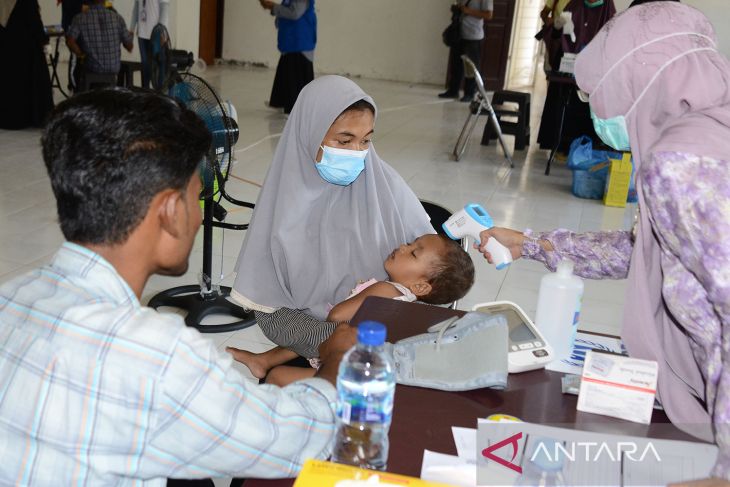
[534,260,584,361]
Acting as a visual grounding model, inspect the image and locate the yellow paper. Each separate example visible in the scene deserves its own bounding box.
[603,153,633,208]
[293,459,456,487]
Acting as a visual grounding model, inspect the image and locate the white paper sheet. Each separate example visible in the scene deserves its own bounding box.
[452,426,478,463]
[420,450,477,487]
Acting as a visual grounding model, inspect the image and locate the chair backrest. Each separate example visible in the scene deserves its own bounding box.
[421,200,454,237]
[461,55,490,102]
[419,199,468,310]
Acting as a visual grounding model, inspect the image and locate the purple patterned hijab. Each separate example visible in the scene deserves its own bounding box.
[575,3,730,441]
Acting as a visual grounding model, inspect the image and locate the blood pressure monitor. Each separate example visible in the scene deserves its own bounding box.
[472,301,554,373]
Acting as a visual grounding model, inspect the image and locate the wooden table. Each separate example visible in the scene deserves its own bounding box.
[245,297,695,486]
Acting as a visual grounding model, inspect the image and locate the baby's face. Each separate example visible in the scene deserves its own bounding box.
[384,234,445,288]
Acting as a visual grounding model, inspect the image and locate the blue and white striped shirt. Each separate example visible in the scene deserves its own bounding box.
[0,243,336,486]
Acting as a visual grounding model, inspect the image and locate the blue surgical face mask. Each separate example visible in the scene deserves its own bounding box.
[590,110,631,151]
[315,145,368,186]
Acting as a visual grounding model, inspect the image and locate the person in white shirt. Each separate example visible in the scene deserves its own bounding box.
[129,0,169,88]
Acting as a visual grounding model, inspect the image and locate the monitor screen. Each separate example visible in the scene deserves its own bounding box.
[500,309,536,342]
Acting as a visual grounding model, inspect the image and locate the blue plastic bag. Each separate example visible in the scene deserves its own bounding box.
[567,136,594,170]
[567,136,621,170]
[567,136,624,200]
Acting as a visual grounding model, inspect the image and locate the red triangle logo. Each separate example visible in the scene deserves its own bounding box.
[481,432,523,474]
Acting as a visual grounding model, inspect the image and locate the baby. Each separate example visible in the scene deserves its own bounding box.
[227,234,475,385]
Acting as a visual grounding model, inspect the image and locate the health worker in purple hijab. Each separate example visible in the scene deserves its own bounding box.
[479,3,730,481]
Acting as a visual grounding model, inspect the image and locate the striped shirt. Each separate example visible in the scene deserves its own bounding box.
[0,242,336,486]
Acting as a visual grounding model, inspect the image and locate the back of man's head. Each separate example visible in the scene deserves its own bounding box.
[42,88,211,246]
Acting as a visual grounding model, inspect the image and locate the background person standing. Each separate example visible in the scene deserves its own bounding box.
[128,0,168,89]
[438,0,493,102]
[0,0,53,129]
[66,0,133,90]
[259,0,316,114]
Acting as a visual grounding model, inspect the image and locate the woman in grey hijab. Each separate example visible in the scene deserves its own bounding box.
[229,75,435,359]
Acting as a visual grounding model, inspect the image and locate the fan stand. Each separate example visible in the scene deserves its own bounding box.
[148,196,256,333]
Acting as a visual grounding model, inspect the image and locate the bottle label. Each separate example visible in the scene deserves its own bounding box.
[569,292,583,350]
[337,392,393,425]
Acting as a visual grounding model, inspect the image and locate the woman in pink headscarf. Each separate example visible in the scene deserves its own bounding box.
[480,3,730,482]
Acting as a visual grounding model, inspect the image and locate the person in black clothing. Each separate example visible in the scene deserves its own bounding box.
[0,0,54,130]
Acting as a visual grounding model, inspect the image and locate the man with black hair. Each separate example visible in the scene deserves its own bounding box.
[0,88,355,486]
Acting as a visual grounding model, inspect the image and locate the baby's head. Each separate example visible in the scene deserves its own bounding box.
[384,234,475,305]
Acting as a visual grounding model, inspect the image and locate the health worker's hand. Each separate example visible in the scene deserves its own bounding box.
[476,227,525,263]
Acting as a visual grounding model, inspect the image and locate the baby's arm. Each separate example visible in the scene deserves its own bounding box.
[327,281,404,323]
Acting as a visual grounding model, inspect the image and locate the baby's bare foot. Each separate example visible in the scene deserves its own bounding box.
[226,347,268,379]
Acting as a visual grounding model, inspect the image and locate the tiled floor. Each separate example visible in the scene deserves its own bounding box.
[0,64,635,384]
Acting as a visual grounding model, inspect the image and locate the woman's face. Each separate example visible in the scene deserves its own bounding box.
[315,109,375,162]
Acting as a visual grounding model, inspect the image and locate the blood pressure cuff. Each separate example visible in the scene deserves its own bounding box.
[385,312,508,391]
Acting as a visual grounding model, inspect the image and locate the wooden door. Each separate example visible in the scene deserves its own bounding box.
[480,0,516,91]
[199,0,223,65]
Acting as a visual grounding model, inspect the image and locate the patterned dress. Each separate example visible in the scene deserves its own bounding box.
[522,151,730,476]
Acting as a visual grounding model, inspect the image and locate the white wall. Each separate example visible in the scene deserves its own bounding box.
[506,0,542,88]
[222,0,452,85]
[222,0,730,86]
[613,0,729,55]
[38,0,200,62]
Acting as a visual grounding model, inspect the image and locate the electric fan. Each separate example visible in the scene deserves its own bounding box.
[147,72,256,333]
[149,24,194,91]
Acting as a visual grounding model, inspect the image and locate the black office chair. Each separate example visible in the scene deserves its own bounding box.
[420,199,469,310]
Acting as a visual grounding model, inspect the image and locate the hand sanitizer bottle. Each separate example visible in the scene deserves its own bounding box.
[534,260,584,361]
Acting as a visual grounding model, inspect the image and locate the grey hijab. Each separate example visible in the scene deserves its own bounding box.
[231,75,435,320]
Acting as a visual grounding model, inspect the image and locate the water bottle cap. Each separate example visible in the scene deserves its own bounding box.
[357,321,387,346]
[556,260,575,276]
[529,437,565,472]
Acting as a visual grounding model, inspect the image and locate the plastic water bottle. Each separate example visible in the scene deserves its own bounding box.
[534,260,584,361]
[516,438,566,486]
[331,321,395,470]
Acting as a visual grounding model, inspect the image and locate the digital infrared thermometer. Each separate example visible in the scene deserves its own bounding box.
[442,203,513,270]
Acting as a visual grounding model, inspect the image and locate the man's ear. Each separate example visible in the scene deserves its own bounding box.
[410,280,433,298]
[157,189,184,239]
